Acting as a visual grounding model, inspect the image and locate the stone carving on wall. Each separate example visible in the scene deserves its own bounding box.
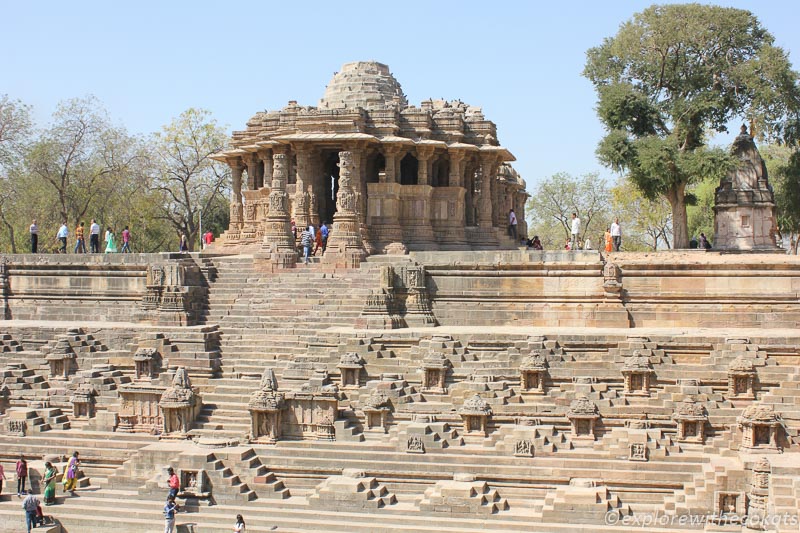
[603,262,623,299]
[407,435,425,453]
[514,439,533,457]
[6,419,26,436]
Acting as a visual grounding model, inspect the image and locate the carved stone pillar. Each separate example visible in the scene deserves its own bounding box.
[324,151,366,266]
[416,146,435,186]
[260,149,273,188]
[229,160,244,232]
[261,152,297,264]
[293,147,312,231]
[448,150,466,188]
[467,153,499,248]
[245,153,259,190]
[383,145,403,183]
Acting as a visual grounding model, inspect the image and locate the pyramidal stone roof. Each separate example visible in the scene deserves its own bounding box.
[319,61,408,111]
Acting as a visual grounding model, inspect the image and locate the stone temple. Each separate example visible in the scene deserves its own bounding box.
[2,63,800,532]
[212,60,528,266]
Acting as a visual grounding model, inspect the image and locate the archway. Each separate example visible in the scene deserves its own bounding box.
[321,151,340,225]
[400,153,419,185]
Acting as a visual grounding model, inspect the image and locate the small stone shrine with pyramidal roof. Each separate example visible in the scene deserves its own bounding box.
[1,61,800,532]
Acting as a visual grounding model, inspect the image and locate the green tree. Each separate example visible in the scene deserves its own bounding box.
[149,109,229,252]
[762,144,800,253]
[0,95,33,252]
[610,179,672,250]
[584,4,800,248]
[526,172,610,249]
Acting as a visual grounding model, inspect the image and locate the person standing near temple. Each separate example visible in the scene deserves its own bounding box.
[104,227,118,253]
[42,462,58,505]
[312,225,323,256]
[29,220,38,253]
[167,467,180,499]
[610,217,622,252]
[74,221,86,253]
[508,209,518,241]
[56,222,68,254]
[179,234,189,253]
[163,494,179,533]
[16,456,28,496]
[233,514,246,533]
[570,213,580,251]
[89,219,101,253]
[62,451,79,494]
[121,226,131,253]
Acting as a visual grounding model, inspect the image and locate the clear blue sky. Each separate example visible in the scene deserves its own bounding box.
[2,0,798,192]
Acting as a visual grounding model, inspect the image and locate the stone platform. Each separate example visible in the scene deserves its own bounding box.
[0,251,799,532]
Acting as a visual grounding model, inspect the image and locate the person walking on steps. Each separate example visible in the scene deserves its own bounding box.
[16,455,28,496]
[42,462,58,505]
[62,451,79,494]
[22,490,40,533]
[167,467,180,499]
[300,227,313,264]
[234,513,246,532]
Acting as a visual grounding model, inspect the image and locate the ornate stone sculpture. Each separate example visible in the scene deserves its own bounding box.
[363,391,391,432]
[520,350,548,394]
[421,351,450,393]
[337,352,364,388]
[621,351,655,396]
[70,384,96,419]
[248,368,286,444]
[728,356,757,400]
[261,152,297,264]
[325,151,366,267]
[46,337,75,381]
[746,457,771,530]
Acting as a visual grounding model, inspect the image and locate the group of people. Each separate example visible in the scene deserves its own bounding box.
[291,219,330,264]
[33,219,132,254]
[524,214,625,252]
[8,452,80,532]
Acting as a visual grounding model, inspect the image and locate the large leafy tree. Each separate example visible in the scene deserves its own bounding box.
[584,4,800,248]
[149,109,230,252]
[610,179,672,250]
[526,172,610,249]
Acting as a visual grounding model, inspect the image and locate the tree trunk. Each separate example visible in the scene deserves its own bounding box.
[666,183,689,249]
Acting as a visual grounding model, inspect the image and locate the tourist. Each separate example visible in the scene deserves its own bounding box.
[299,227,313,264]
[531,235,543,250]
[0,461,5,496]
[167,467,180,499]
[29,220,38,253]
[74,222,87,253]
[610,217,622,251]
[105,227,118,253]
[121,226,132,253]
[508,209,518,240]
[89,219,101,253]
[584,236,592,250]
[203,230,214,249]
[699,233,712,250]
[164,494,179,533]
[62,451,79,494]
[42,462,58,505]
[320,222,329,253]
[22,490,40,533]
[16,455,28,495]
[312,226,323,256]
[179,234,189,253]
[290,218,297,241]
[56,222,69,254]
[604,227,613,253]
[570,213,580,250]
[233,513,246,533]
[564,238,572,251]
[689,236,698,249]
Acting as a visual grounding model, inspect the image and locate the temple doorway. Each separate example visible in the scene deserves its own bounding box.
[321,151,340,225]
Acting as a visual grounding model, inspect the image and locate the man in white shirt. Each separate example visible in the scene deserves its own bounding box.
[89,219,101,253]
[29,220,38,253]
[508,209,518,241]
[56,222,68,254]
[570,213,581,250]
[610,217,622,251]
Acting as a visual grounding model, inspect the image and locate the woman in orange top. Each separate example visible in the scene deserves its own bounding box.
[604,228,613,252]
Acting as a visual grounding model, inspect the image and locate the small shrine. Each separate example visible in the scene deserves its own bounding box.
[337,352,364,388]
[134,348,161,381]
[420,351,450,393]
[70,384,96,419]
[362,391,391,432]
[159,368,201,438]
[728,356,757,400]
[738,404,783,453]
[567,395,600,440]
[179,469,210,500]
[459,394,492,436]
[672,399,708,444]
[519,351,548,394]
[46,338,75,381]
[621,351,655,396]
[248,369,286,444]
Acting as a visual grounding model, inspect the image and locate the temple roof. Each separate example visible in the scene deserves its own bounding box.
[319,61,408,111]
